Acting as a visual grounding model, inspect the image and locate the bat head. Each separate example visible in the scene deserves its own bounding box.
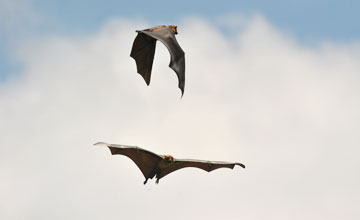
[168,25,178,35]
[163,155,175,163]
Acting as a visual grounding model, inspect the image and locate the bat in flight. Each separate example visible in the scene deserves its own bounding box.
[130,25,185,96]
[95,142,245,184]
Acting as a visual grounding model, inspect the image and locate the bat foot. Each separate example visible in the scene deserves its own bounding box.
[143,179,148,185]
[155,179,159,184]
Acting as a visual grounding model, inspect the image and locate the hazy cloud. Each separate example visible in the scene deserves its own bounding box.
[1,16,360,219]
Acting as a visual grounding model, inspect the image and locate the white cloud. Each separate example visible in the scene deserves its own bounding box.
[1,16,360,219]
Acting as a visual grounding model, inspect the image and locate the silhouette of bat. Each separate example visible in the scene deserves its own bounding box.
[130,25,185,96]
[95,142,245,184]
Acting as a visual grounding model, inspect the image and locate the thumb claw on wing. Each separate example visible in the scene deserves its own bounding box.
[94,142,109,146]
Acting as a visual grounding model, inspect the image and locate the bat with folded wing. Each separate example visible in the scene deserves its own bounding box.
[130,25,185,96]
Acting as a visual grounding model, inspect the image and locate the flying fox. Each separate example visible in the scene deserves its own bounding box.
[95,142,245,184]
[130,25,185,96]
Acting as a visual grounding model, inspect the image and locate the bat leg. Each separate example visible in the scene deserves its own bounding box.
[144,178,148,185]
[155,171,161,184]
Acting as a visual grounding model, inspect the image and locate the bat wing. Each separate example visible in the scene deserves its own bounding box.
[135,27,185,95]
[158,159,245,179]
[130,33,157,85]
[95,142,162,179]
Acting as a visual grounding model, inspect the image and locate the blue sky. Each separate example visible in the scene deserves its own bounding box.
[43,0,359,40]
[1,0,360,80]
[5,0,360,38]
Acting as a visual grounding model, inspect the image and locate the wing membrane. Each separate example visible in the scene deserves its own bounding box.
[158,159,245,179]
[100,143,162,179]
[130,33,157,85]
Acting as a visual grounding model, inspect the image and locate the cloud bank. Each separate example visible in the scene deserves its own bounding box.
[1,16,360,219]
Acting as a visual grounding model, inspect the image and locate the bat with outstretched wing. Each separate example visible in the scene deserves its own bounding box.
[95,142,245,184]
[130,25,185,96]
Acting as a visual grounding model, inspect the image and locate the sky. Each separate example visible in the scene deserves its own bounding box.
[1,0,360,79]
[1,0,360,219]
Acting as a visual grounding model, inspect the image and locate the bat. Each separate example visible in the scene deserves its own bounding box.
[130,25,185,96]
[95,142,245,184]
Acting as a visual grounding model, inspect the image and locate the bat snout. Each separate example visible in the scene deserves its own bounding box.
[163,155,174,163]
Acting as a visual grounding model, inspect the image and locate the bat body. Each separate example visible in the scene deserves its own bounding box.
[130,25,185,96]
[95,142,245,184]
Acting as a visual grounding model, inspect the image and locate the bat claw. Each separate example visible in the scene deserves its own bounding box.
[93,142,108,146]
